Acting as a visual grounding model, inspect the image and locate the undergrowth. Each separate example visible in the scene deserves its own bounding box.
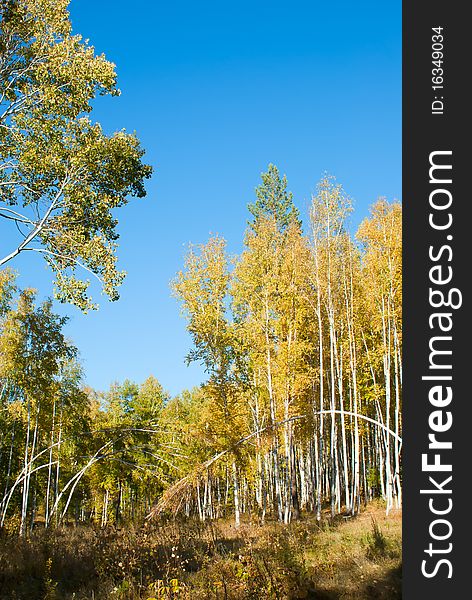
[0,502,401,599]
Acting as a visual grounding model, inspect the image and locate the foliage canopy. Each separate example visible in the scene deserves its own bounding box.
[0,0,152,310]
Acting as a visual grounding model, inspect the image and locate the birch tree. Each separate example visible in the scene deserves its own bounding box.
[0,0,152,310]
[357,199,402,511]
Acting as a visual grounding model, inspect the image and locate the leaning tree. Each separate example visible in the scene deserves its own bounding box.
[0,0,152,310]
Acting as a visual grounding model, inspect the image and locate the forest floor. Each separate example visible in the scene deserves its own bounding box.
[0,500,401,599]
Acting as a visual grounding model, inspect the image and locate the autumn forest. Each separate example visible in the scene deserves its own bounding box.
[1,2,402,599]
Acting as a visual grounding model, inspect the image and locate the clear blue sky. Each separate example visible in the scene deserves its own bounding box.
[4,0,401,396]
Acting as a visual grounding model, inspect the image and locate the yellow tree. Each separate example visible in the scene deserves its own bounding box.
[232,165,310,522]
[273,219,314,521]
[357,199,402,512]
[232,216,284,519]
[310,174,353,516]
[172,236,247,524]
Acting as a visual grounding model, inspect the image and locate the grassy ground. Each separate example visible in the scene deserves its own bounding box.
[302,503,402,598]
[0,501,401,599]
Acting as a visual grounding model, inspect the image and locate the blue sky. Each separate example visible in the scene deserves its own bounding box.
[3,0,401,396]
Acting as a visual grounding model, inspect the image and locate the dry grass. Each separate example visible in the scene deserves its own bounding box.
[304,502,402,598]
[0,502,401,599]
